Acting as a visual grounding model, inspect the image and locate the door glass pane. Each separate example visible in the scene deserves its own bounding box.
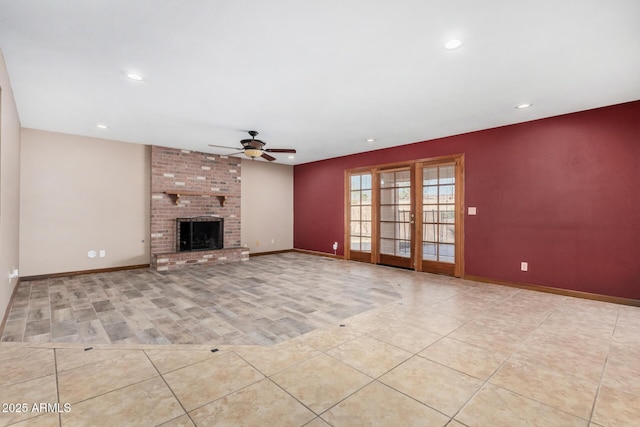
[351,191,360,204]
[423,223,437,241]
[423,186,438,203]
[423,168,438,185]
[397,221,410,240]
[397,188,411,203]
[380,172,394,188]
[361,190,372,205]
[439,165,455,184]
[380,238,396,255]
[439,244,455,263]
[362,237,371,251]
[440,224,455,243]
[350,222,361,235]
[440,207,455,223]
[351,175,361,190]
[398,240,411,256]
[361,222,372,237]
[380,222,395,239]
[423,205,438,223]
[423,243,437,260]
[380,205,395,221]
[395,170,410,185]
[350,236,361,250]
[361,174,372,189]
[380,188,394,204]
[351,206,361,220]
[439,185,455,203]
[361,206,372,221]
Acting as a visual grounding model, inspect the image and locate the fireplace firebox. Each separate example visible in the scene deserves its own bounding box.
[177,217,223,252]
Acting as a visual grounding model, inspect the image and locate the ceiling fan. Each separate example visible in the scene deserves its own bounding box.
[209,131,296,161]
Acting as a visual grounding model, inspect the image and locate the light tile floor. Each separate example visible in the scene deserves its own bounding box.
[0,253,639,426]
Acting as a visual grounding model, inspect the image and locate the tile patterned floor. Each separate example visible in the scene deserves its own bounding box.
[0,252,639,426]
[2,253,402,345]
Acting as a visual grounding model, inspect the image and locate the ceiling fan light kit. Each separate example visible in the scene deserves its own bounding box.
[244,148,263,158]
[209,130,296,161]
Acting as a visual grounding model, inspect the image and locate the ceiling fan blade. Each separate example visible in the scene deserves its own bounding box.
[265,148,296,153]
[261,152,276,161]
[208,144,241,150]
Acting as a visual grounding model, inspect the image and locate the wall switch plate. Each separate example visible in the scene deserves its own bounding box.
[521,262,528,271]
[468,207,477,215]
[99,250,106,258]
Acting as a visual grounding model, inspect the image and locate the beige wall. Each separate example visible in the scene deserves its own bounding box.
[19,129,150,276]
[0,50,22,323]
[241,159,293,253]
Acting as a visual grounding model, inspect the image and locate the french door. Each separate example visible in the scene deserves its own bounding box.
[346,155,463,277]
[378,167,414,269]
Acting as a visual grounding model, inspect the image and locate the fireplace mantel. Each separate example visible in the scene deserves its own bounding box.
[164,191,231,206]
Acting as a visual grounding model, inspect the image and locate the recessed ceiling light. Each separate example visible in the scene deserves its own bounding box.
[366,138,375,143]
[444,39,463,50]
[126,72,144,81]
[516,103,532,109]
[288,155,295,159]
[96,123,107,129]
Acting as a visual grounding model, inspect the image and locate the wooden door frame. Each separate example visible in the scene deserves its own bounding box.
[344,167,378,264]
[376,164,415,269]
[344,154,464,278]
[415,155,465,277]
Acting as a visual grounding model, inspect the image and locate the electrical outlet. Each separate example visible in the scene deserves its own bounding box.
[99,250,106,258]
[8,267,19,283]
[521,262,528,272]
[333,242,338,251]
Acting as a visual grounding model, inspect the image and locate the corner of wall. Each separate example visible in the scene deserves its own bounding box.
[0,48,23,325]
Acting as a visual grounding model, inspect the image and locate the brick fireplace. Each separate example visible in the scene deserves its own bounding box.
[150,146,248,271]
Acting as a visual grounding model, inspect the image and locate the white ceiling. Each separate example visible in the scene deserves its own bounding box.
[1,0,639,165]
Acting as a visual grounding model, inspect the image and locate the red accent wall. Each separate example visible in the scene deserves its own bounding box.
[294,101,640,299]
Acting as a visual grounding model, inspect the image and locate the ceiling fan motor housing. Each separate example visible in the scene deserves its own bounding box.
[240,139,265,150]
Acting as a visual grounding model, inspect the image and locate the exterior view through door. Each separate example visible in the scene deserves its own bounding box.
[379,168,414,269]
[345,154,464,277]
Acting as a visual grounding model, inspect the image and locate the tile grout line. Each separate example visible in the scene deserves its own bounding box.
[442,305,586,424]
[233,349,328,420]
[587,307,621,425]
[54,348,62,427]
[142,349,197,426]
[172,354,268,420]
[316,337,455,423]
